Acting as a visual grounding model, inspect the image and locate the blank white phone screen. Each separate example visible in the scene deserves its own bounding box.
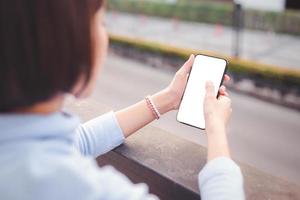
[177,55,227,129]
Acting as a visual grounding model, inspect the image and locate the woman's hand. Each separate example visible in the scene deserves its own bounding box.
[154,54,231,114]
[204,81,232,131]
[204,81,232,161]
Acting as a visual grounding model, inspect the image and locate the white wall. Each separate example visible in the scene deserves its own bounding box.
[235,0,286,12]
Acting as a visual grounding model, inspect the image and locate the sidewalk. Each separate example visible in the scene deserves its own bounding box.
[105,11,300,69]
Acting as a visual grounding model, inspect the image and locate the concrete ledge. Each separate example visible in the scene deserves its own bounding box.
[97,126,203,200]
[97,126,300,200]
[66,99,300,200]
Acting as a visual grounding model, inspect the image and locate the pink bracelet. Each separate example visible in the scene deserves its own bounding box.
[145,96,161,120]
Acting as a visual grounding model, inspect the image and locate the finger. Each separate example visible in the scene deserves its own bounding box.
[219,91,229,97]
[223,74,231,83]
[177,54,195,75]
[219,85,226,95]
[219,89,229,97]
[205,81,215,98]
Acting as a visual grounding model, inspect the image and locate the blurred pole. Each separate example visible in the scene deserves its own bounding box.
[172,17,179,31]
[214,24,224,38]
[139,0,147,25]
[232,3,244,58]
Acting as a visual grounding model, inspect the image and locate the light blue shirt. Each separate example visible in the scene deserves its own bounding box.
[0,111,244,200]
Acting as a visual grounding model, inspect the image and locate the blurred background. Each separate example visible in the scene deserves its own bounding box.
[93,0,300,186]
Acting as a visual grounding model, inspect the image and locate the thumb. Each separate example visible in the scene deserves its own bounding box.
[205,81,215,99]
[178,54,195,75]
[185,54,195,66]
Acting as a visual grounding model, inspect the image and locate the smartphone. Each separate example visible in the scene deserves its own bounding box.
[177,54,228,130]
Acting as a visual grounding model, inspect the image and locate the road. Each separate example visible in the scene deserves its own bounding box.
[105,12,300,69]
[91,54,300,186]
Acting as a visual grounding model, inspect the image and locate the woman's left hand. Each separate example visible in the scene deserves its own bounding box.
[164,54,231,110]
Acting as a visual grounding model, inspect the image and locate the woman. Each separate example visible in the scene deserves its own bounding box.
[0,0,244,199]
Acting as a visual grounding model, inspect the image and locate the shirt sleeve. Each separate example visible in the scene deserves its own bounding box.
[74,111,125,157]
[198,157,245,200]
[89,165,160,200]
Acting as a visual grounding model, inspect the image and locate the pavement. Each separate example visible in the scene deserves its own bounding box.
[105,11,300,69]
[91,54,300,186]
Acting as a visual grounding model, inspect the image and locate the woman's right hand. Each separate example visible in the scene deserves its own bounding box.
[204,81,232,133]
[204,81,232,161]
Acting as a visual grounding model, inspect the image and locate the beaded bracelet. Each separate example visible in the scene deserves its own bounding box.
[145,96,161,120]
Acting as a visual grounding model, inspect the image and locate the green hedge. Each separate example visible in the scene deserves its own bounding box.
[108,0,300,35]
[109,33,300,93]
[108,0,233,26]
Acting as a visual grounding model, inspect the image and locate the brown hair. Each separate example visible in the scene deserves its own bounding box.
[0,0,104,112]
